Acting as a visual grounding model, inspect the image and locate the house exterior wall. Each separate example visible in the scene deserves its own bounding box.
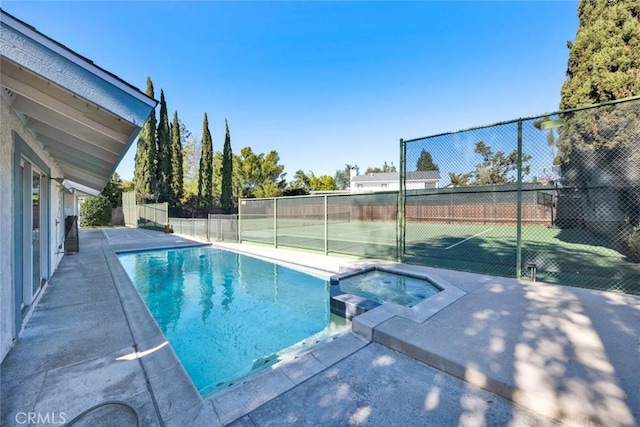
[406,180,439,190]
[0,96,64,362]
[350,180,438,193]
[0,98,15,361]
[351,180,400,193]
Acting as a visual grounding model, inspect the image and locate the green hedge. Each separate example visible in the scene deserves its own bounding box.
[80,196,112,226]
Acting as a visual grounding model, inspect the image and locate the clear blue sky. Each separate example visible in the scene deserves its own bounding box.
[3,1,579,183]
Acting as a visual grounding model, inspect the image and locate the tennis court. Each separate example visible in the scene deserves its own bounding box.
[238,213,639,295]
[240,216,398,258]
[403,223,639,294]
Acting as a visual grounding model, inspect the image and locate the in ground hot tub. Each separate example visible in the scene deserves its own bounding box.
[330,267,442,320]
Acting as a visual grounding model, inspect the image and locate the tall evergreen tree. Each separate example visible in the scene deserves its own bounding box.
[221,119,233,212]
[170,111,184,204]
[416,149,439,171]
[133,77,157,198]
[560,0,640,110]
[556,0,640,234]
[156,89,172,202]
[198,113,214,207]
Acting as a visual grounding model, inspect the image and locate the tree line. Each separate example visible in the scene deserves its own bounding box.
[123,77,416,212]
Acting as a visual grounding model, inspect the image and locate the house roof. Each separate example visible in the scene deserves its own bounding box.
[406,170,441,181]
[351,170,441,183]
[1,9,157,192]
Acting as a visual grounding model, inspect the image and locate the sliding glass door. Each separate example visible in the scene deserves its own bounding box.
[21,159,47,308]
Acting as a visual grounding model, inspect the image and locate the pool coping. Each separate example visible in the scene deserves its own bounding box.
[105,246,206,425]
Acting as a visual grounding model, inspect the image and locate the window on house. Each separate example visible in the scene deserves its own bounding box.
[381,184,388,188]
[357,184,363,188]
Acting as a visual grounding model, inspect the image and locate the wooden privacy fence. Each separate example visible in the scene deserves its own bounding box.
[241,187,553,227]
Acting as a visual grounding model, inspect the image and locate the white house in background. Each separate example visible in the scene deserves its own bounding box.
[349,168,441,193]
[0,10,157,362]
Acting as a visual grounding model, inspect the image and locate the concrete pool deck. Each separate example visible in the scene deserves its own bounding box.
[1,228,638,426]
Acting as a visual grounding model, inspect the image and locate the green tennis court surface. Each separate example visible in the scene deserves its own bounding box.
[240,219,639,295]
[403,223,639,294]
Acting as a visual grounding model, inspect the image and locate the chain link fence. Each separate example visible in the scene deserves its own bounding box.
[238,193,398,259]
[168,214,238,242]
[401,97,640,295]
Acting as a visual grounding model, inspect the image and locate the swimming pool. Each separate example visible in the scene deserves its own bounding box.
[117,246,349,396]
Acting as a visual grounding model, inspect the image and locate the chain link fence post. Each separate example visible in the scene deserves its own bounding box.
[516,119,523,279]
[398,138,406,262]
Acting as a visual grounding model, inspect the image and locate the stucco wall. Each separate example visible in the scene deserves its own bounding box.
[0,97,63,362]
[0,98,15,362]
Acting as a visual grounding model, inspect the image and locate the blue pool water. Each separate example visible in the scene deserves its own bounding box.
[338,270,440,307]
[118,246,348,395]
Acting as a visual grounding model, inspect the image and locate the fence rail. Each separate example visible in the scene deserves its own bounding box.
[238,193,398,259]
[169,214,238,242]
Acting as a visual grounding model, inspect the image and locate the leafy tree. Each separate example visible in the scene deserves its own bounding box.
[212,151,223,198]
[254,181,282,199]
[287,170,337,192]
[221,120,234,212]
[416,149,439,171]
[237,147,261,197]
[557,0,640,236]
[80,196,112,226]
[156,89,172,202]
[231,153,244,201]
[170,111,184,205]
[310,175,337,191]
[102,173,124,207]
[287,170,312,193]
[121,179,134,193]
[334,164,357,190]
[237,147,285,198]
[182,135,200,199]
[448,172,471,187]
[134,77,157,199]
[364,161,396,174]
[470,141,531,185]
[198,113,214,207]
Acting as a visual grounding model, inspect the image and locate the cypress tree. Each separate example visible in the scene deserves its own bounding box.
[556,0,640,240]
[156,89,172,202]
[198,113,214,208]
[221,119,233,212]
[170,111,184,205]
[134,77,157,199]
[557,1,640,180]
[560,0,640,110]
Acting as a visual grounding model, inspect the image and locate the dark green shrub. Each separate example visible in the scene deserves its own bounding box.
[80,196,112,226]
[629,228,640,261]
